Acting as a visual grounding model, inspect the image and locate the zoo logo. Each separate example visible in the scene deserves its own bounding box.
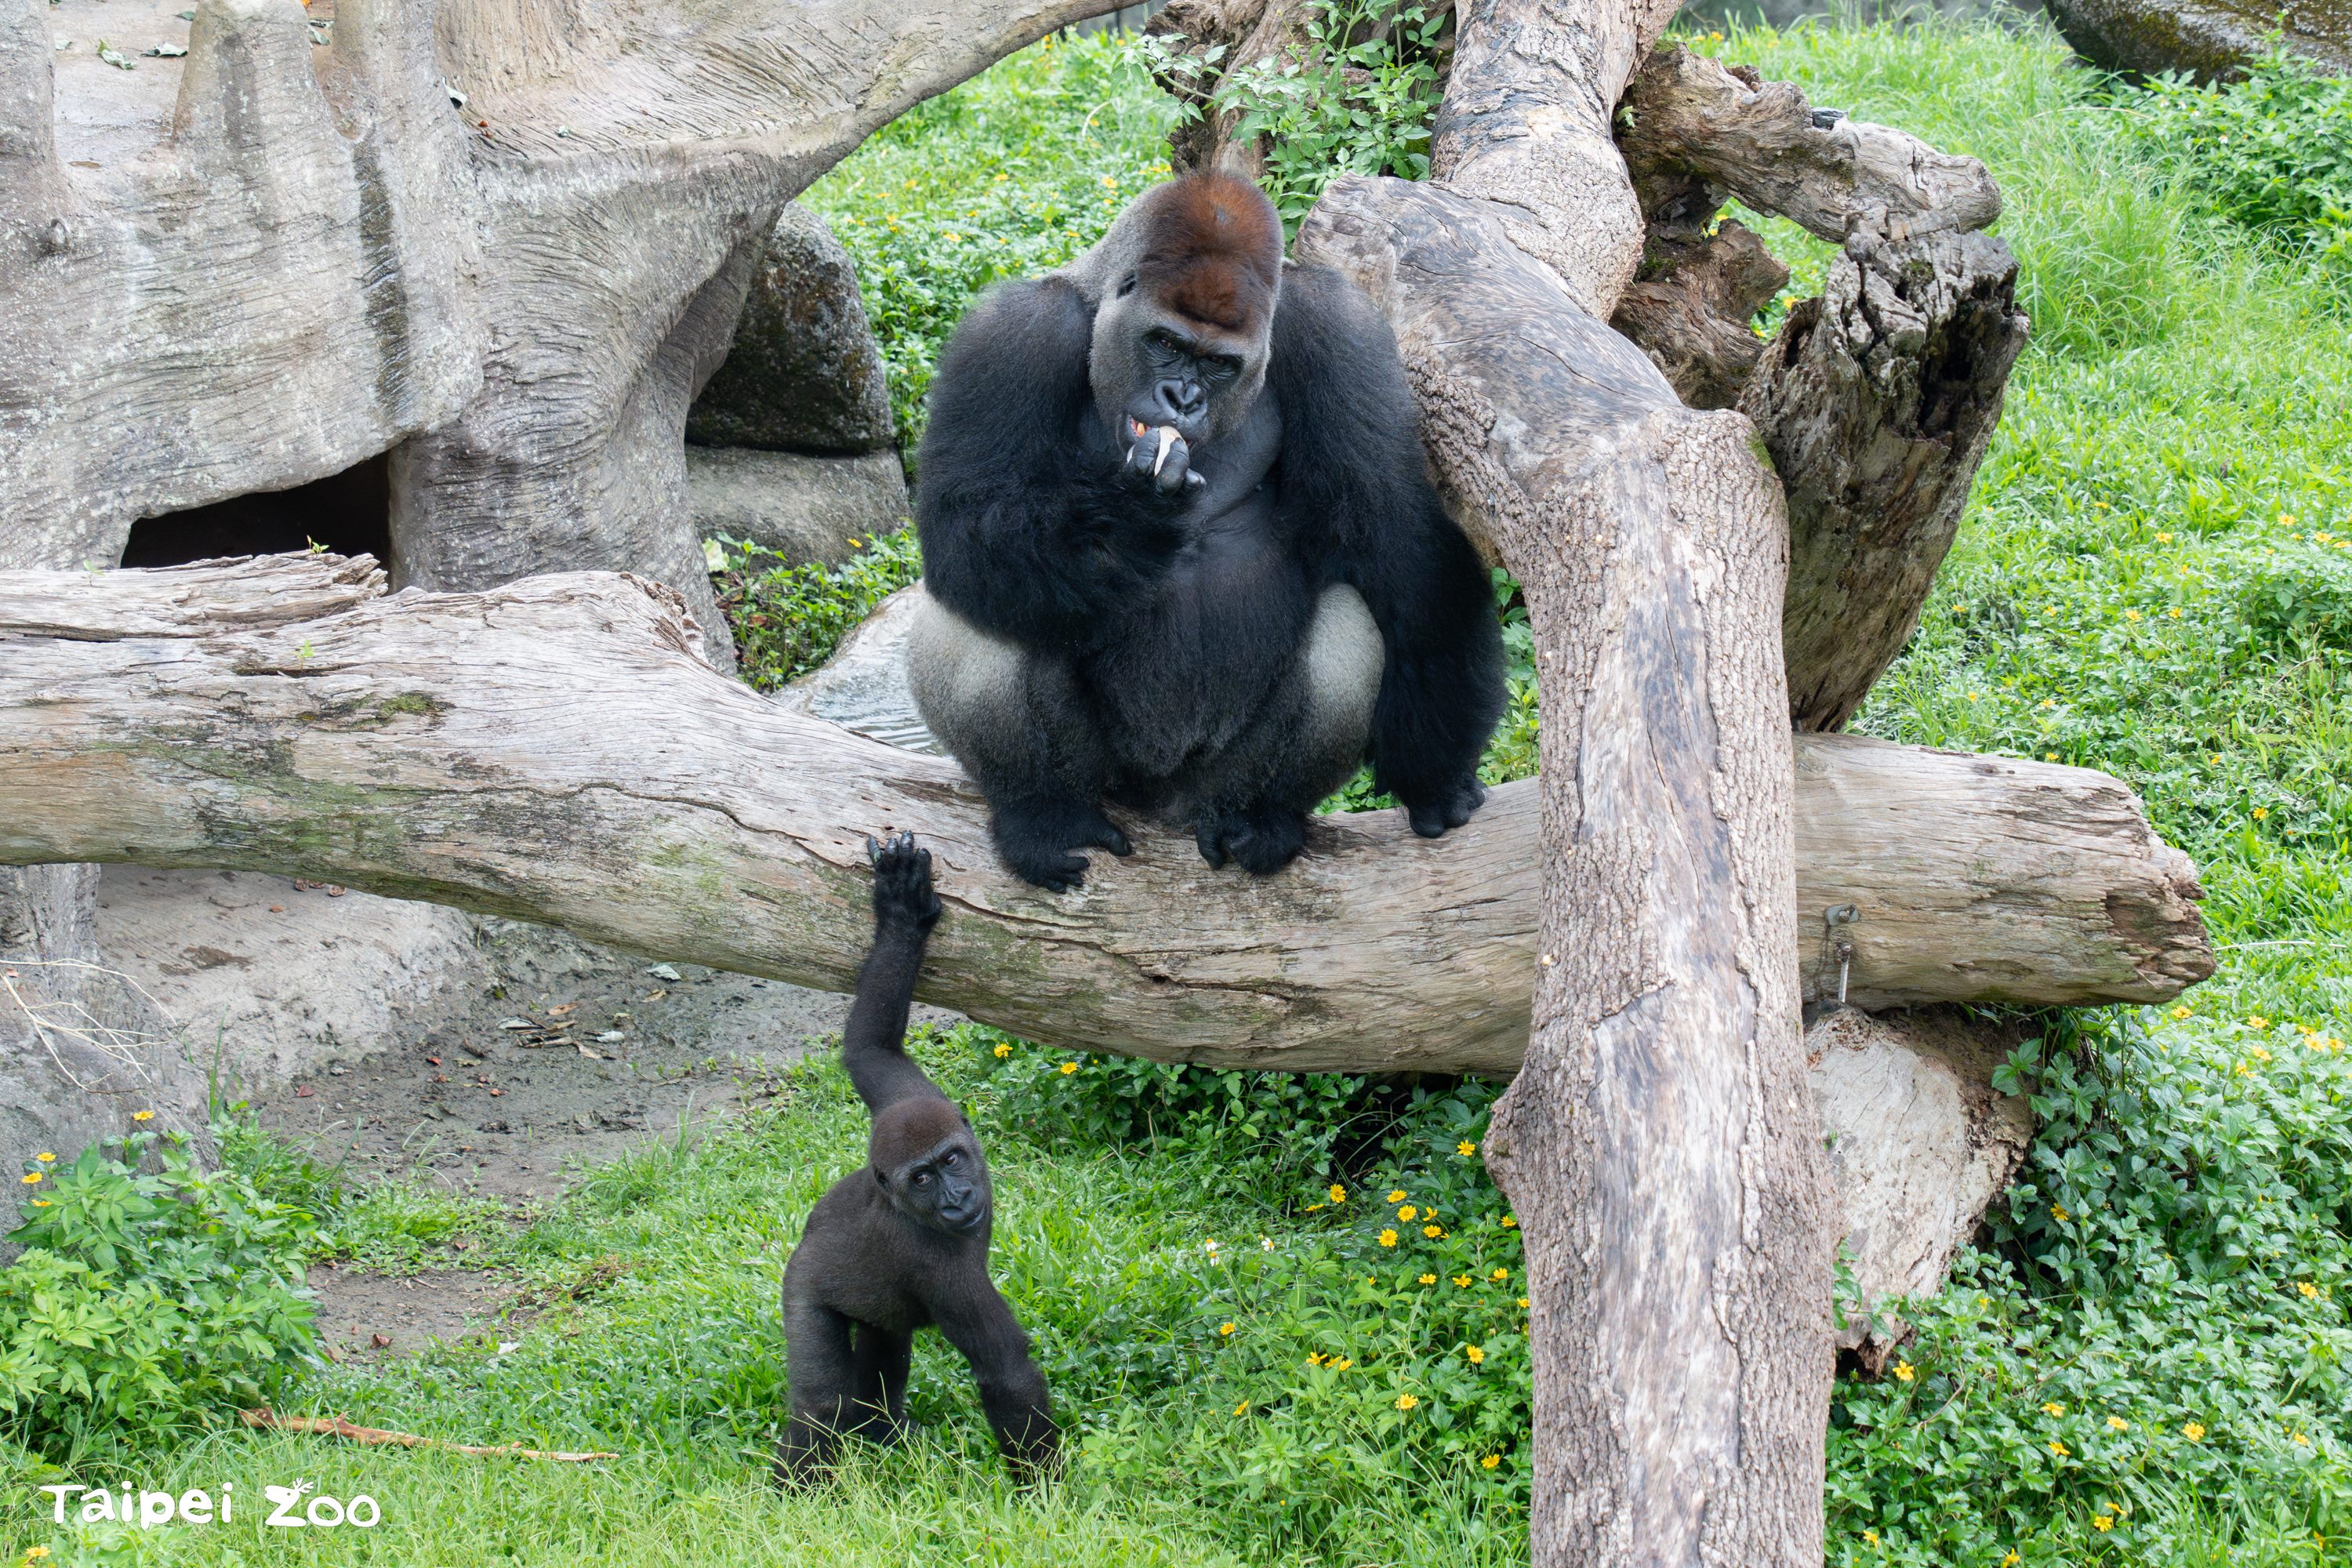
[38,1480,383,1529]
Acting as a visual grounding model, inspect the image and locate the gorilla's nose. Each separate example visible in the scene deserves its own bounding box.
[1155,377,1207,423]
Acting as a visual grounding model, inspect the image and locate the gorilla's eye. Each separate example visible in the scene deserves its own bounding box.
[939,1149,959,1167]
[1204,355,1242,382]
[911,1171,931,1187]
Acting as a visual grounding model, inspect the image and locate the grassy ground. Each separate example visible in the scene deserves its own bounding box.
[10,20,2352,1568]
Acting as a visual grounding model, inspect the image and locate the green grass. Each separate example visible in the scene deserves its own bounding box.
[13,19,2352,1568]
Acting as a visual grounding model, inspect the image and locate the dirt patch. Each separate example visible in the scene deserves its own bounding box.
[249,916,952,1200]
[307,1264,521,1363]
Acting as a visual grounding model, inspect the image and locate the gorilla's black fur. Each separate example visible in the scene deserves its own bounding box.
[912,172,1504,891]
[773,835,1058,1487]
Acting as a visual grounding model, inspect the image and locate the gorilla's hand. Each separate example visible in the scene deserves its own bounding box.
[1123,419,1207,496]
[867,832,944,931]
[1403,776,1486,840]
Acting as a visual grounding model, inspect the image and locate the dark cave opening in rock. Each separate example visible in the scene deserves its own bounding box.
[120,452,392,568]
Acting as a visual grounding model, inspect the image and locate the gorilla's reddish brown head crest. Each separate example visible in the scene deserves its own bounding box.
[1132,173,1284,336]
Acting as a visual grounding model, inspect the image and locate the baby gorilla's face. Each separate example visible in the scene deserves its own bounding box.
[872,1100,991,1237]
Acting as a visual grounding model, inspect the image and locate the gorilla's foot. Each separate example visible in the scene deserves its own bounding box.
[992,797,1133,892]
[1404,777,1486,839]
[1194,804,1308,875]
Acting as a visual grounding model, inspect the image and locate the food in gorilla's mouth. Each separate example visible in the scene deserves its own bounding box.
[1127,418,1181,475]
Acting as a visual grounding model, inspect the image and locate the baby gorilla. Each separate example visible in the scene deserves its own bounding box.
[774,833,1058,1488]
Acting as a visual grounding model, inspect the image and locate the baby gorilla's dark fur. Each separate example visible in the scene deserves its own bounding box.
[773,835,1058,1487]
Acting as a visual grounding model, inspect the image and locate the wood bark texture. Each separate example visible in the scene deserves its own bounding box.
[4,0,1121,662]
[1298,159,1832,1562]
[0,555,2207,1069]
[1609,43,2031,731]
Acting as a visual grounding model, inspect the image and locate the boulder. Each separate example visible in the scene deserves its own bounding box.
[771,583,943,753]
[2042,0,2352,80]
[687,447,910,568]
[687,205,897,454]
[95,868,487,1090]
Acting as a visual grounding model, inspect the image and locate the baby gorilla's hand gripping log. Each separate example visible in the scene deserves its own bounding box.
[774,835,1059,1488]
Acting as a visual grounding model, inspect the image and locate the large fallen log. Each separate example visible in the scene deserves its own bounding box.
[0,554,2209,1076]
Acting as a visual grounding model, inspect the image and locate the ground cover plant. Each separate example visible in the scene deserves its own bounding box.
[8,20,2352,1566]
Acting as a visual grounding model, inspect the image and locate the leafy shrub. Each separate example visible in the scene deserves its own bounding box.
[2240,539,2352,652]
[1824,1005,2352,1563]
[0,1131,321,1454]
[713,528,924,691]
[1145,0,1448,238]
[2120,49,2352,280]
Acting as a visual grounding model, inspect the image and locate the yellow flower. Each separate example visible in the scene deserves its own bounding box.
[2052,1205,2068,1221]
[2049,1439,2070,1456]
[2169,607,2183,619]
[1517,1297,1530,1309]
[1331,1357,1352,1370]
[1417,1272,1436,1285]
[993,1042,1011,1058]
[1457,1140,1477,1157]
[1060,1062,1078,1074]
[1466,1345,1485,1364]
[1424,1224,1444,1239]
[1328,1183,1347,1204]
[2158,531,2174,543]
[18,1173,40,1185]
[2249,1014,2270,1029]
[2280,512,2296,527]
[1394,1393,1418,1410]
[1233,1399,1249,1415]
[2300,1281,2321,1298]
[1893,1360,1915,1382]
[2125,608,2141,622]
[2254,807,2270,822]
[2292,1432,2310,1446]
[1481,1453,1501,1469]
[2002,1552,2021,1566]
[2045,753,2058,761]
[2043,1402,2066,1417]
[1218,1322,1236,1337]
[131,1109,154,1122]
[29,1199,49,1208]
[2107,1415,2129,1432]
[1398,1204,1417,1221]
[2171,1005,2194,1020]
[1501,1215,1517,1229]
[33,1152,53,1163]
[2093,1515,2113,1532]
[1864,1530,1880,1546]
[1386,1189,1406,1203]
[1378,1229,1398,1248]
[1305,1352,1326,1366]
[2183,1421,2205,1441]
[1451,1275,1472,1289]
[1490,1267,1508,1282]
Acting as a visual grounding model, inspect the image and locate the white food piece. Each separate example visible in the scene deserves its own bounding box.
[1152,425,1179,477]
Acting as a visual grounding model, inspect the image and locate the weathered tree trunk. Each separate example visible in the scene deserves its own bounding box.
[0,555,2206,1073]
[1610,44,2031,731]
[0,516,209,1170]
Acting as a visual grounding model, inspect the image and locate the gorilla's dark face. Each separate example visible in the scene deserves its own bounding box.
[1075,172,1283,467]
[1091,287,1264,450]
[873,1100,991,1237]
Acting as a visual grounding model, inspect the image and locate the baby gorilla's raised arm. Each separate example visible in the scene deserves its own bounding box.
[840,833,946,1114]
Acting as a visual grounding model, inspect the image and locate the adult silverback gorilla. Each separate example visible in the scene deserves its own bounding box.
[907,172,1504,891]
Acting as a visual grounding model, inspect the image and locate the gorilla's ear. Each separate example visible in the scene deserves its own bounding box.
[1117,273,1138,298]
[874,1165,890,1187]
